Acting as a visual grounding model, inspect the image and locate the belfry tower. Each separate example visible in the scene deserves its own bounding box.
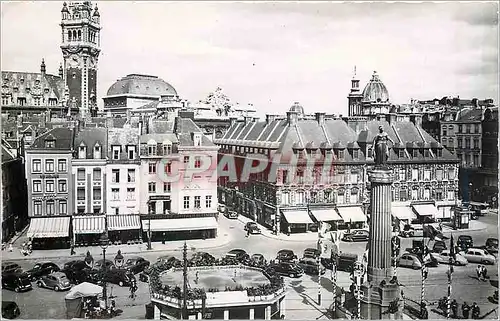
[60,1,101,118]
[347,66,363,116]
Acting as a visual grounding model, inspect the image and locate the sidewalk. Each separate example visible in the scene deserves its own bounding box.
[237,215,320,242]
[1,226,233,262]
[442,220,489,233]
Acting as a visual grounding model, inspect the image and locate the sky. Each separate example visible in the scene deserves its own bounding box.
[1,1,499,118]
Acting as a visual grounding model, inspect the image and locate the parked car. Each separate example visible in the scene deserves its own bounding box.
[251,254,266,266]
[342,230,370,242]
[433,250,468,266]
[36,272,72,291]
[397,253,423,270]
[457,235,474,251]
[432,240,447,253]
[224,211,239,219]
[226,249,251,264]
[297,257,325,276]
[276,249,297,262]
[244,222,261,234]
[61,260,92,284]
[2,262,23,276]
[1,271,32,292]
[27,262,60,281]
[303,248,320,259]
[94,259,115,271]
[191,252,215,265]
[157,255,182,268]
[124,257,150,274]
[269,261,304,278]
[485,238,499,254]
[101,269,135,287]
[217,204,226,213]
[320,258,335,270]
[461,248,496,265]
[2,301,20,319]
[337,253,358,272]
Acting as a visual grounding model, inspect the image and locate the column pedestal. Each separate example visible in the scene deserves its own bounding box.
[361,166,402,319]
[223,309,229,320]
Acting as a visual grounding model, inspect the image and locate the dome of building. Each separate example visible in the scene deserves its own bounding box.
[106,74,178,98]
[289,102,305,116]
[362,71,389,103]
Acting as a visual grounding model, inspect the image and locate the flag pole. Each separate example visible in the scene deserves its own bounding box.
[447,234,455,319]
[317,220,322,306]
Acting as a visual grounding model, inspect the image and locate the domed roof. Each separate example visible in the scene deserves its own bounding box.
[362,71,389,103]
[106,74,178,98]
[289,102,305,116]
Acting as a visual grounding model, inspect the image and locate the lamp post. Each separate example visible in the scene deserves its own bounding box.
[147,201,152,250]
[114,250,124,269]
[99,232,109,311]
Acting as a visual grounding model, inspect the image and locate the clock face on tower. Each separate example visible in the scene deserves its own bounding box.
[68,55,79,68]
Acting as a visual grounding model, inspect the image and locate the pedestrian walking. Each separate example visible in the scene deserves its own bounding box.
[471,302,480,319]
[8,242,13,252]
[70,244,76,256]
[451,299,458,317]
[246,228,250,238]
[287,225,291,236]
[462,302,470,319]
[482,266,488,280]
[476,265,482,279]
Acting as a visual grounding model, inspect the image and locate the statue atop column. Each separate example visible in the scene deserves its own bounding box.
[372,125,395,166]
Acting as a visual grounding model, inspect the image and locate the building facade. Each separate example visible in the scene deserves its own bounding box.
[72,127,107,214]
[478,107,499,206]
[2,142,29,243]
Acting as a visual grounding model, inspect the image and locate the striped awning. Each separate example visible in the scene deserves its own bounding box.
[142,217,218,232]
[392,207,417,220]
[281,210,314,224]
[73,215,106,234]
[337,206,367,223]
[27,217,71,238]
[310,209,342,222]
[107,215,141,231]
[412,204,439,217]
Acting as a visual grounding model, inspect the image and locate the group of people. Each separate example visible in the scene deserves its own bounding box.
[438,298,481,319]
[20,238,32,256]
[476,265,489,281]
[82,297,118,319]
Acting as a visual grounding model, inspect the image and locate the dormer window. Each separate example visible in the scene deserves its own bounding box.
[424,149,430,158]
[112,146,121,160]
[147,140,157,156]
[45,139,55,148]
[163,141,172,155]
[338,150,344,159]
[398,149,405,158]
[79,143,87,159]
[412,149,418,158]
[193,133,202,147]
[93,143,101,159]
[352,149,359,159]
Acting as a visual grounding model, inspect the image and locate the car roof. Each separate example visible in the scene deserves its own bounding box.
[50,271,67,277]
[252,253,263,257]
[228,249,245,253]
[278,249,293,253]
[304,248,317,251]
[127,256,143,260]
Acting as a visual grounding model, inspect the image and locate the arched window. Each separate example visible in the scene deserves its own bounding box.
[73,30,77,40]
[78,30,82,41]
[350,188,359,204]
[68,30,72,41]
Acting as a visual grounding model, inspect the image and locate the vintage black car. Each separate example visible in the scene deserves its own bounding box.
[337,253,358,272]
[100,269,135,287]
[1,262,22,275]
[124,257,150,274]
[244,222,261,234]
[432,240,447,253]
[457,235,474,251]
[94,259,115,270]
[27,262,60,281]
[269,261,303,278]
[2,301,20,319]
[1,271,32,292]
[157,255,182,268]
[303,248,320,259]
[485,238,498,254]
[62,260,92,284]
[342,230,370,242]
[191,252,216,265]
[226,249,251,264]
[297,258,325,276]
[251,254,266,266]
[276,249,297,262]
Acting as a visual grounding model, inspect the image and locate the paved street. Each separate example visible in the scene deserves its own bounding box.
[3,213,498,319]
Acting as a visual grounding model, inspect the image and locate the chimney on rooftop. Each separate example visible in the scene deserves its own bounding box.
[266,114,276,125]
[287,111,298,126]
[315,112,326,126]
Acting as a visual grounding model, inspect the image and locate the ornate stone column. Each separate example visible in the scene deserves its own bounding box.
[360,167,402,320]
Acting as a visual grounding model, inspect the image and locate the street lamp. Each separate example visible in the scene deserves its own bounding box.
[99,232,109,311]
[114,250,124,269]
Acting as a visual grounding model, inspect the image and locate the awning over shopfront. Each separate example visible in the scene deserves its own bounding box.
[107,215,141,231]
[73,215,106,234]
[142,217,218,232]
[310,209,342,222]
[337,207,366,223]
[392,207,417,221]
[281,210,314,224]
[27,217,71,238]
[412,204,439,217]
